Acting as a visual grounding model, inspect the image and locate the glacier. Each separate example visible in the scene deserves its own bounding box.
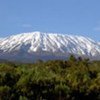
[0,31,100,63]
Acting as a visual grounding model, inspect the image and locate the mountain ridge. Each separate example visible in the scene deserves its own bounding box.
[0,31,100,62]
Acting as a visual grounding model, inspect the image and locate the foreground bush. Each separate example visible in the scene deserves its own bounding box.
[0,57,100,100]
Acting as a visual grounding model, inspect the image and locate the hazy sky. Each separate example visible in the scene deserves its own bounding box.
[0,0,100,41]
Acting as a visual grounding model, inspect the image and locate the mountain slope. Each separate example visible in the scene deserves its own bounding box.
[0,31,100,62]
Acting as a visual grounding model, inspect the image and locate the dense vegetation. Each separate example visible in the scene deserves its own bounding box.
[0,56,100,100]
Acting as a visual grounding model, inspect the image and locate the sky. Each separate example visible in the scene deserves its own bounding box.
[0,0,100,41]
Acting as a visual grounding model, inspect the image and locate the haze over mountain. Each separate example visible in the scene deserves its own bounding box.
[0,31,100,63]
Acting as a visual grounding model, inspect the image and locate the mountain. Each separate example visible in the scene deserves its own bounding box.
[0,31,100,63]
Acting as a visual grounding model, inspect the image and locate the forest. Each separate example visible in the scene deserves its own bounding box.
[0,55,100,100]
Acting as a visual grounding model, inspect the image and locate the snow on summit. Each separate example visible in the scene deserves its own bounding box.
[0,31,100,62]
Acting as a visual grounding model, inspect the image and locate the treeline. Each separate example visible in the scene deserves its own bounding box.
[0,56,100,100]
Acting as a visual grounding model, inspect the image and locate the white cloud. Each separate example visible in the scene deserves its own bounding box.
[21,24,33,28]
[93,26,100,31]
[93,21,100,31]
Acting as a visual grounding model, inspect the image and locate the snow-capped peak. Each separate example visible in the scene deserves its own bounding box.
[0,31,100,62]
